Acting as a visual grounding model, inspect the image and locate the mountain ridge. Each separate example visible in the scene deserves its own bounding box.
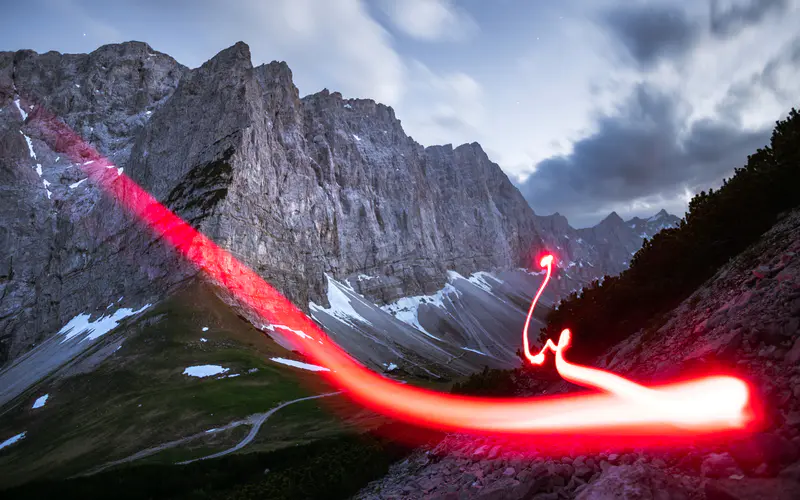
[0,40,678,372]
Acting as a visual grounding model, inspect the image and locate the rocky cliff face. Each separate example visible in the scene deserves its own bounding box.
[0,41,543,366]
[532,208,681,283]
[0,42,190,365]
[575,208,681,275]
[127,41,545,314]
[0,40,680,374]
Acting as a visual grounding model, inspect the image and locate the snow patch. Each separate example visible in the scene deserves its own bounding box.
[310,274,374,328]
[13,99,27,121]
[35,164,42,176]
[183,365,229,378]
[518,267,546,276]
[466,271,498,294]
[200,338,208,343]
[43,179,52,199]
[201,327,209,332]
[343,103,352,109]
[0,432,26,451]
[352,133,361,141]
[386,363,398,371]
[32,394,49,409]
[271,324,313,340]
[382,282,460,341]
[69,178,87,189]
[58,304,152,344]
[20,132,36,159]
[270,357,330,372]
[462,347,487,356]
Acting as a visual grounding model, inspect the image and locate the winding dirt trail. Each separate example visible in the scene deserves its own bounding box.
[83,391,341,475]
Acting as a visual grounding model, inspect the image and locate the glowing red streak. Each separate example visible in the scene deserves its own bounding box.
[31,107,754,437]
[522,256,745,426]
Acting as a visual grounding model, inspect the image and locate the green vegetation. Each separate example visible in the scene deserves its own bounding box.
[541,108,800,363]
[250,394,387,452]
[0,283,355,487]
[0,430,412,500]
[450,365,520,397]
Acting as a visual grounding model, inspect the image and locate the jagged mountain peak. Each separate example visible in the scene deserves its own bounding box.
[198,40,253,73]
[599,211,625,226]
[90,40,159,57]
[257,60,294,83]
[1,40,547,367]
[302,88,400,127]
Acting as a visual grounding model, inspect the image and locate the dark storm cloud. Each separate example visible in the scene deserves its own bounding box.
[603,5,699,68]
[519,84,771,225]
[710,0,789,37]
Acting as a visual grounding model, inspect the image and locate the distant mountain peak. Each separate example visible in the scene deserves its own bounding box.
[600,211,625,226]
[650,208,670,221]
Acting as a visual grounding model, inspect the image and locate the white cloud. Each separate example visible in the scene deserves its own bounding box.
[382,0,478,41]
[221,0,406,104]
[399,60,484,146]
[579,188,696,227]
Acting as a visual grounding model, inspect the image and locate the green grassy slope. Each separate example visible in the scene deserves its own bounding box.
[0,282,387,488]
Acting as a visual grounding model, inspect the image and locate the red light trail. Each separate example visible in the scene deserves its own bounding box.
[26,103,756,441]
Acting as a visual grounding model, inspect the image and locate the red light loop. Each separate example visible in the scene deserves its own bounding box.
[26,104,755,439]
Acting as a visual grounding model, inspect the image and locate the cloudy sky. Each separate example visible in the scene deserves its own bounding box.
[2,0,799,226]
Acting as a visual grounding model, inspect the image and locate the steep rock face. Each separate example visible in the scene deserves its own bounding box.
[127,42,543,312]
[0,41,543,366]
[575,209,681,276]
[577,211,638,275]
[532,212,607,284]
[4,41,186,164]
[0,42,189,364]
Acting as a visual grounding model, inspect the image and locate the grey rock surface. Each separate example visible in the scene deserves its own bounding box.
[0,41,189,366]
[0,40,678,382]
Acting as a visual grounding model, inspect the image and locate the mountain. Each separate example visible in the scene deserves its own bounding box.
[0,40,689,403]
[576,209,681,275]
[0,40,680,377]
[0,42,540,368]
[626,208,681,238]
[531,208,680,281]
[0,40,695,491]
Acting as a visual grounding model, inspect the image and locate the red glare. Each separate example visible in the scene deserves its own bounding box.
[28,103,757,444]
